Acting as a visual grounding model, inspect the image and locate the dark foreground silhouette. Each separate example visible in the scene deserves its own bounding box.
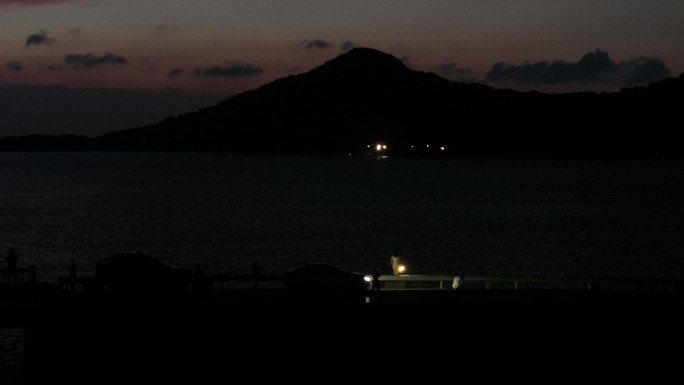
[17,289,683,384]
[2,250,682,384]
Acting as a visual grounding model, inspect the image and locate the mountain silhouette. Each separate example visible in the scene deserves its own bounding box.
[2,47,683,157]
[96,47,496,155]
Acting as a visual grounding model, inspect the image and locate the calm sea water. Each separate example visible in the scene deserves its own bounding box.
[1,152,683,281]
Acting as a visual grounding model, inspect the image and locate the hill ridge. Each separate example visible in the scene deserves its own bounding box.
[1,48,683,157]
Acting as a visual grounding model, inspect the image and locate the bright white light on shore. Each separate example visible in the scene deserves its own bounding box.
[398,265,406,274]
[364,275,372,282]
[440,146,445,151]
[382,145,387,149]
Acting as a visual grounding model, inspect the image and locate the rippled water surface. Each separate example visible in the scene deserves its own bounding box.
[1,152,683,280]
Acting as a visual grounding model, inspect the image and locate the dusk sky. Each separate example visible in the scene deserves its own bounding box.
[1,0,682,137]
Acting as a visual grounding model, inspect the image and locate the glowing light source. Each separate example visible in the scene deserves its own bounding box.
[364,276,372,282]
[374,144,388,152]
[398,265,406,274]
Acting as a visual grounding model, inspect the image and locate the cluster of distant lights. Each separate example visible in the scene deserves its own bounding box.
[367,144,448,152]
[350,144,448,157]
[411,145,447,151]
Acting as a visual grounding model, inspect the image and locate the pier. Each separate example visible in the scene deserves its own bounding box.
[373,274,683,291]
[1,271,681,329]
[47,272,684,293]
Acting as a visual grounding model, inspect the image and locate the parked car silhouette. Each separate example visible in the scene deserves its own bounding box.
[283,263,366,294]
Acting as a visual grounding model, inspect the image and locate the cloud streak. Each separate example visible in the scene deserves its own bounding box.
[167,68,184,78]
[1,0,82,7]
[341,40,356,52]
[486,49,671,88]
[64,53,128,68]
[5,61,24,71]
[432,62,475,82]
[155,24,181,32]
[303,39,332,51]
[25,30,54,47]
[194,61,263,78]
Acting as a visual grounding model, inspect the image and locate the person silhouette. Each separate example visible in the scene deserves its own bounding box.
[6,248,18,284]
[390,251,403,275]
[372,267,381,291]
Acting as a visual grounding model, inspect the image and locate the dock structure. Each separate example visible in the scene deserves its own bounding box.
[370,274,683,291]
[374,274,461,289]
[53,272,684,293]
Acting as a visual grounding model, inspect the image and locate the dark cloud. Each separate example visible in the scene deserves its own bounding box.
[64,53,128,68]
[194,62,263,78]
[155,24,181,32]
[167,68,185,78]
[487,49,613,85]
[487,49,672,88]
[432,62,474,82]
[5,61,24,71]
[25,30,54,47]
[620,56,671,87]
[304,39,332,51]
[340,40,356,52]
[47,63,62,71]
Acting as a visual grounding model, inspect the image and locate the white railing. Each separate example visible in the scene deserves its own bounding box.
[366,274,682,291]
